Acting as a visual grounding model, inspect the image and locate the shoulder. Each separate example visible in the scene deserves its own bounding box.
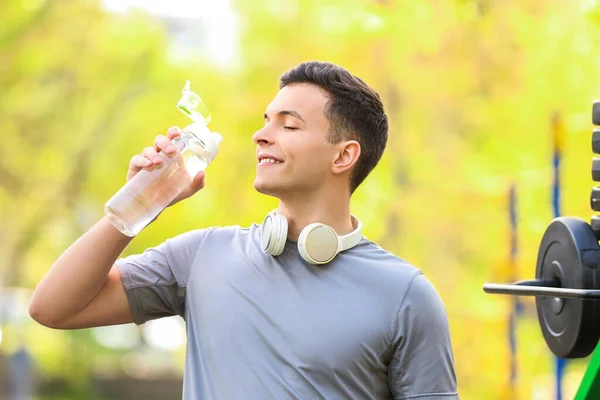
[166,224,258,242]
[339,238,427,303]
[346,238,422,282]
[352,241,449,326]
[163,224,262,253]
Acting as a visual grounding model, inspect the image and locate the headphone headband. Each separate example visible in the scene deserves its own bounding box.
[339,216,362,251]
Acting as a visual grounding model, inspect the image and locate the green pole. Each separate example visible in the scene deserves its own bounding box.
[574,342,600,399]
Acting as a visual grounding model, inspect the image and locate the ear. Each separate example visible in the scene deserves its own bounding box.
[331,140,361,175]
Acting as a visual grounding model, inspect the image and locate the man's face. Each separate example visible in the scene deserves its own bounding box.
[253,83,334,198]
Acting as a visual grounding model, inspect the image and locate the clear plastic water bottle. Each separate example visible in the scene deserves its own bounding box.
[104,81,223,237]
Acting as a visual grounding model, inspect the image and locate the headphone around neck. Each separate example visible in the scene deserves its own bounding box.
[260,212,363,265]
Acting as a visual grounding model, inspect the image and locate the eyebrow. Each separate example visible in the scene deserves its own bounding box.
[264,110,305,123]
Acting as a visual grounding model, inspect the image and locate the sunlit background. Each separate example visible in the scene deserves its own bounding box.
[3,0,600,398]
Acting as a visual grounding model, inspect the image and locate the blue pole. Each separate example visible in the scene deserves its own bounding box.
[508,184,520,395]
[552,111,566,400]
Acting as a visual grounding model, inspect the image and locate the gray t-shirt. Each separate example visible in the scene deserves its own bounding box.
[116,224,459,400]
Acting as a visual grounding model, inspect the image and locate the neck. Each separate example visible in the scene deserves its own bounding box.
[276,186,355,241]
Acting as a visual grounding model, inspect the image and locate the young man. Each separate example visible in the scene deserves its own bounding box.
[29,61,459,399]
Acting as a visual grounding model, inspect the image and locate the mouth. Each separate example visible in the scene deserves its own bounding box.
[257,156,284,166]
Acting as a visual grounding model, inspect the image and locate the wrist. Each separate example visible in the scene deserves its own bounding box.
[101,216,137,242]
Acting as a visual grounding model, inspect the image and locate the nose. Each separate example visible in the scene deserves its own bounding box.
[252,125,275,145]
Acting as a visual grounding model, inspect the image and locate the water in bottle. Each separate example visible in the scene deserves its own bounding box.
[104,81,222,237]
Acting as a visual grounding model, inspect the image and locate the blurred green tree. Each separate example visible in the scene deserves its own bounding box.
[0,1,180,395]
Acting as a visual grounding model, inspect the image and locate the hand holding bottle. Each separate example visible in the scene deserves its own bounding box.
[104,81,223,237]
[126,126,206,206]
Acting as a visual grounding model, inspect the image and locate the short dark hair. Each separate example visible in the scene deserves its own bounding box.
[279,61,388,194]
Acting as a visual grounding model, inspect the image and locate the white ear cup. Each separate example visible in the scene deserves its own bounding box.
[297,223,339,265]
[272,215,288,255]
[261,213,288,256]
[261,212,362,264]
[260,214,273,252]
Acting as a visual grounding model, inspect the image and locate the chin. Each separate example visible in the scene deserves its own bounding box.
[253,179,277,196]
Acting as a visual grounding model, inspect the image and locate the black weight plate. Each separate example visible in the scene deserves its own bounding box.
[592,216,600,241]
[593,158,600,182]
[591,188,600,212]
[593,100,600,126]
[535,217,600,358]
[593,129,600,154]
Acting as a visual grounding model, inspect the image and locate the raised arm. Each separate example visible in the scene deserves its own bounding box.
[28,127,205,329]
[28,218,134,329]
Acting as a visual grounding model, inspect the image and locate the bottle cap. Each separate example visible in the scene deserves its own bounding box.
[185,122,223,162]
[177,80,211,125]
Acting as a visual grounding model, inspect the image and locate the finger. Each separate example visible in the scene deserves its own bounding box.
[154,134,176,155]
[167,126,182,141]
[191,171,205,190]
[130,154,152,171]
[142,146,161,165]
[178,171,205,201]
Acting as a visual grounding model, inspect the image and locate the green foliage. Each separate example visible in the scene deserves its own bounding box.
[3,0,600,398]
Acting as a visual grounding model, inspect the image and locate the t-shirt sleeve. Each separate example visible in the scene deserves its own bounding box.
[388,273,460,400]
[115,228,211,325]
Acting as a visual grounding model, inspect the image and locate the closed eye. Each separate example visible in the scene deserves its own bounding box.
[284,126,298,131]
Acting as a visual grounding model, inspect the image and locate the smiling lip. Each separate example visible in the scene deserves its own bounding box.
[257,154,284,166]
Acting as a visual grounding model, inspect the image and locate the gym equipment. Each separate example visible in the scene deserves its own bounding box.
[483,101,600,399]
[486,217,600,358]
